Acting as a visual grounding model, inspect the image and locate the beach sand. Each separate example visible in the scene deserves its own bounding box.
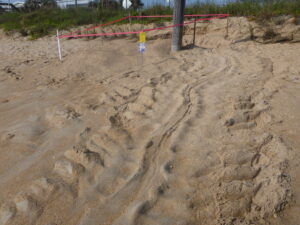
[0,17,299,225]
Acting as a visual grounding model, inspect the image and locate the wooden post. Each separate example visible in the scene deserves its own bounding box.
[129,11,131,24]
[172,0,186,51]
[193,18,196,46]
[226,16,229,38]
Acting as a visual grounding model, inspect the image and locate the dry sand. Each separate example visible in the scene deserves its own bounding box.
[0,17,300,225]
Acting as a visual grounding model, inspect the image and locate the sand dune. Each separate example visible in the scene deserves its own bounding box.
[0,17,300,225]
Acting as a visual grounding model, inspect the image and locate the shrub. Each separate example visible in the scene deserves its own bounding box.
[129,0,143,10]
[24,0,57,12]
[263,28,278,40]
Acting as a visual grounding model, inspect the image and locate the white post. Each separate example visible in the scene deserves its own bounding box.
[56,30,62,61]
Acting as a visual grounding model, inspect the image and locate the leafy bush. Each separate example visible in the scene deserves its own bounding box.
[99,0,121,9]
[88,1,98,8]
[129,0,143,10]
[263,28,278,40]
[24,0,57,12]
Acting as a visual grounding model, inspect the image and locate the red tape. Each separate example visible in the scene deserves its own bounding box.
[59,14,229,39]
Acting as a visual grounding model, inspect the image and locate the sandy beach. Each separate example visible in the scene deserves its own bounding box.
[0,17,300,225]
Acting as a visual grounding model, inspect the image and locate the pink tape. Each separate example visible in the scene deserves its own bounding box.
[59,14,229,39]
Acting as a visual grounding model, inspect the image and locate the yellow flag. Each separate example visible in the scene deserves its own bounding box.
[139,32,146,43]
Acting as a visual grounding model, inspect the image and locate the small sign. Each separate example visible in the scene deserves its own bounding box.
[139,43,146,53]
[139,32,146,43]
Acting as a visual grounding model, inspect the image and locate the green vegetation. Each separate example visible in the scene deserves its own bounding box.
[24,0,57,12]
[0,0,299,39]
[186,0,300,18]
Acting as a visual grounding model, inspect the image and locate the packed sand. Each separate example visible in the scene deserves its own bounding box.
[0,17,300,225]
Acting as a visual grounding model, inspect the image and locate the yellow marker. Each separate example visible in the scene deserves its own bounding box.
[139,32,146,43]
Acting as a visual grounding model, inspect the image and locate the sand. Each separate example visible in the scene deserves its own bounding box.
[0,17,300,225]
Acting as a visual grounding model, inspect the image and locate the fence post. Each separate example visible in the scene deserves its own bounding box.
[56,30,62,61]
[193,18,196,46]
[226,15,229,38]
[129,11,131,24]
[172,0,186,51]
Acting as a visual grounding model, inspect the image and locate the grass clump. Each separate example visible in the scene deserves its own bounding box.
[0,8,125,38]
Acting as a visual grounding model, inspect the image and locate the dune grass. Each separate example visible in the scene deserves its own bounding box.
[0,8,126,39]
[0,0,299,39]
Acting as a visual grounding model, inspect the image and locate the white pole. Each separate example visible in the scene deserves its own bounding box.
[56,30,62,61]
